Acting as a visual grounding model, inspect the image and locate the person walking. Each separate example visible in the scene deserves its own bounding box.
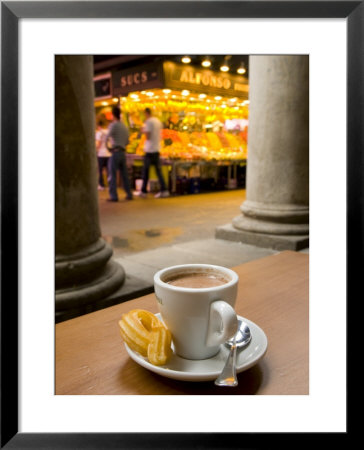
[137,108,170,198]
[95,120,111,190]
[106,106,133,201]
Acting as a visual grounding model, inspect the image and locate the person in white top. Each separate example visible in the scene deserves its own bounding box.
[95,121,111,190]
[137,108,170,198]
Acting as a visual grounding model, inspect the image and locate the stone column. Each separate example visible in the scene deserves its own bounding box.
[55,55,125,322]
[216,55,309,250]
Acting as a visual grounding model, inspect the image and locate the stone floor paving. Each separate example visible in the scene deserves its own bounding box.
[98,187,247,258]
[97,188,308,306]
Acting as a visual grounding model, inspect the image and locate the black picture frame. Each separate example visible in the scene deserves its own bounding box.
[1,1,358,448]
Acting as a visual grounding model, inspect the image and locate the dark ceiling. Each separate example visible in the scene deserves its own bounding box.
[93,55,249,76]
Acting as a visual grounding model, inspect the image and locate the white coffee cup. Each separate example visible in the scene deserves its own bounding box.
[154,264,238,360]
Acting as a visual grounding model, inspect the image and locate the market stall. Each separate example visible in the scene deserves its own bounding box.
[94,60,249,194]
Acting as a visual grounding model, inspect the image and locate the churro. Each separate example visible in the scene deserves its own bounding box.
[119,309,172,365]
[148,326,172,366]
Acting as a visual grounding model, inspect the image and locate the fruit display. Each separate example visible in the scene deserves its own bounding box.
[97,88,249,162]
[127,129,247,161]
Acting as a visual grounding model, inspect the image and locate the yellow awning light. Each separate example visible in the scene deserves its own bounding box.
[95,87,248,127]
[237,62,246,75]
[181,56,191,64]
[220,55,231,73]
[201,58,211,68]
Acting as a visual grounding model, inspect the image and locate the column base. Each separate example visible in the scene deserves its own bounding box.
[55,260,125,322]
[216,222,309,251]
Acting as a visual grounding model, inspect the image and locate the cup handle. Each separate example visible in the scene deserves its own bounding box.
[206,300,238,347]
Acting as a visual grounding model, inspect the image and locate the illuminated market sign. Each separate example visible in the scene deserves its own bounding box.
[108,60,249,98]
[163,61,249,99]
[112,62,164,96]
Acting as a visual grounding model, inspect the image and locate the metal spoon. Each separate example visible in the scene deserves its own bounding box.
[214,319,252,387]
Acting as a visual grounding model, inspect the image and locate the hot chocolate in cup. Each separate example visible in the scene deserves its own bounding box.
[154,264,239,360]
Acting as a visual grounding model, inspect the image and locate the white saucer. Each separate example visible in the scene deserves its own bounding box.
[124,314,268,382]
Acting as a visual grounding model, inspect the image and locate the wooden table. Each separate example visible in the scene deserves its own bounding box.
[56,251,309,395]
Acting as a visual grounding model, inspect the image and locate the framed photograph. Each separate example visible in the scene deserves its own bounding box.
[1,1,358,447]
